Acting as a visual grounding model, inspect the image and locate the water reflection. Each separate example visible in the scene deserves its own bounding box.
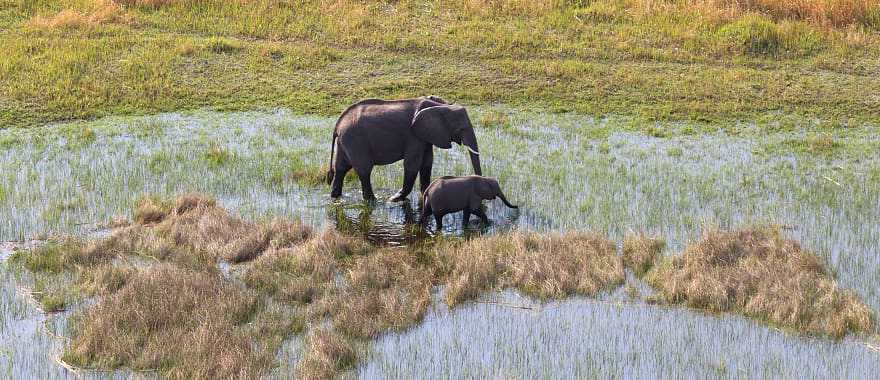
[326,195,523,246]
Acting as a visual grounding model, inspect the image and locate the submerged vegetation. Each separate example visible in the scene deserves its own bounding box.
[8,194,875,378]
[1,0,879,128]
[645,225,875,338]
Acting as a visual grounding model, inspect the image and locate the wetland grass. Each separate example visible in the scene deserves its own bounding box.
[296,327,360,380]
[437,231,625,307]
[61,264,266,378]
[11,194,325,378]
[125,192,312,265]
[646,225,875,338]
[8,187,880,378]
[243,229,369,305]
[622,231,666,277]
[330,249,433,339]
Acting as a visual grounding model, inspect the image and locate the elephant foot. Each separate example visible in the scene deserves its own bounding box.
[389,191,409,202]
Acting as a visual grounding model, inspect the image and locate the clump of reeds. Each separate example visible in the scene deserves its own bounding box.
[646,225,874,338]
[133,194,173,224]
[244,229,371,304]
[296,327,359,380]
[622,231,665,277]
[437,231,624,306]
[330,249,433,338]
[62,264,264,378]
[122,193,312,265]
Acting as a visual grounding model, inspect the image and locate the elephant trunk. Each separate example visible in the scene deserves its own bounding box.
[462,128,482,176]
[498,191,517,208]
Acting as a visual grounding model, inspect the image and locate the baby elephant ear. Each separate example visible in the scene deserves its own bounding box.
[412,105,456,149]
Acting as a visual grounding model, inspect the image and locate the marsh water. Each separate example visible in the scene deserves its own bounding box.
[1,109,879,377]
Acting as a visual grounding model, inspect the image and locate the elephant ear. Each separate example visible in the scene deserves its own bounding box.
[412,105,458,149]
[476,177,499,199]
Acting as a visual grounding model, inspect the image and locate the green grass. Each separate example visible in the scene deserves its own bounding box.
[0,0,878,130]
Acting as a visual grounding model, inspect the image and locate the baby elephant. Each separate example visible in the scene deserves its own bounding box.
[420,175,518,230]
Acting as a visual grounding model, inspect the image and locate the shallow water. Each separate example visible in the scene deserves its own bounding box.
[1,109,879,377]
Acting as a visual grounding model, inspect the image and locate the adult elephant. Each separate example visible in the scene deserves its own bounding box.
[327,96,482,201]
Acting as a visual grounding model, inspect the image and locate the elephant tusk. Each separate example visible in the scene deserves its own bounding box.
[465,146,480,155]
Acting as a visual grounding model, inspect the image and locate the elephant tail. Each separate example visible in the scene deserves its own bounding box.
[326,131,337,186]
[498,191,518,209]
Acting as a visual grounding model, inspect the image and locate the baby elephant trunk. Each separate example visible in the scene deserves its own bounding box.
[498,191,518,208]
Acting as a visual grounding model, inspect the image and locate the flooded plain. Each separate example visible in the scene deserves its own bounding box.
[1,109,879,377]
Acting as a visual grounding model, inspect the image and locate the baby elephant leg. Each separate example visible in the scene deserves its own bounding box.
[461,209,471,227]
[473,207,489,224]
[434,213,444,231]
[419,203,432,225]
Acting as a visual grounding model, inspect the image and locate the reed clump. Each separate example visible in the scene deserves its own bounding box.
[646,225,874,338]
[243,229,371,304]
[622,231,666,277]
[296,327,360,380]
[62,264,264,378]
[437,231,624,306]
[121,193,312,266]
[330,249,433,338]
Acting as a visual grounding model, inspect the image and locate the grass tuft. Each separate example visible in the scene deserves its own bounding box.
[331,249,433,338]
[623,231,665,277]
[296,327,359,380]
[244,229,369,304]
[133,194,172,224]
[646,225,875,338]
[437,231,624,306]
[62,264,264,378]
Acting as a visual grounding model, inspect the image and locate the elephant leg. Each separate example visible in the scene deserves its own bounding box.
[434,213,443,231]
[462,209,471,228]
[391,160,422,202]
[473,208,490,224]
[353,164,375,201]
[419,204,432,226]
[330,156,352,198]
[418,145,433,193]
[390,169,418,202]
[391,144,426,202]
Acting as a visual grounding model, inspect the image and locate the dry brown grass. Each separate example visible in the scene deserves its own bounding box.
[646,225,874,338]
[296,327,359,380]
[437,231,624,306]
[622,231,665,277]
[10,194,321,378]
[729,0,879,27]
[27,1,129,30]
[331,249,433,338]
[133,194,172,224]
[121,193,312,266]
[62,264,266,378]
[628,0,879,27]
[244,229,371,304]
